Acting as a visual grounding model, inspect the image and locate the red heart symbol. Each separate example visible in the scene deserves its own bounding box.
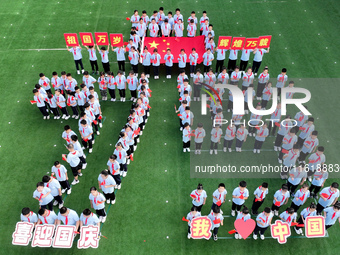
[234,219,256,240]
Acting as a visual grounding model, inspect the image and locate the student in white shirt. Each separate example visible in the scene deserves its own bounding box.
[21,207,38,225]
[96,45,110,74]
[57,207,80,229]
[66,46,84,75]
[84,44,99,75]
[89,186,107,222]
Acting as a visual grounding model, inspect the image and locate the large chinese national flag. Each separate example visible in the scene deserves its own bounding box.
[143,36,205,64]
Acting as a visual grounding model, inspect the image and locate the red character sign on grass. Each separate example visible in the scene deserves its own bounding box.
[190,216,212,240]
[12,222,34,246]
[77,225,100,249]
[305,216,325,238]
[271,220,291,244]
[52,225,76,248]
[31,224,55,247]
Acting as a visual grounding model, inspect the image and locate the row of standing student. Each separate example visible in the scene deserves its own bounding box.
[23,75,151,229]
[186,180,340,241]
[67,43,270,82]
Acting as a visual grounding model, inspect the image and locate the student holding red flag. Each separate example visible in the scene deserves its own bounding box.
[231,181,249,216]
[199,11,209,35]
[38,73,51,94]
[182,123,192,152]
[185,206,201,239]
[256,67,270,100]
[79,119,93,153]
[98,170,116,204]
[307,146,326,181]
[275,68,288,99]
[107,154,122,189]
[223,124,236,153]
[148,18,159,37]
[278,129,298,163]
[57,207,80,229]
[190,183,207,212]
[114,142,128,177]
[274,116,292,151]
[253,207,273,240]
[189,48,199,77]
[42,174,64,210]
[51,161,71,195]
[37,208,58,225]
[63,143,82,185]
[210,124,222,155]
[251,182,269,215]
[316,182,339,215]
[241,67,254,91]
[89,186,107,222]
[323,202,340,229]
[55,89,70,120]
[141,47,152,78]
[235,123,248,152]
[272,184,290,216]
[194,122,205,155]
[309,165,328,199]
[202,48,214,74]
[282,145,301,180]
[208,206,223,241]
[130,10,140,28]
[293,109,308,133]
[164,49,174,79]
[212,183,227,213]
[297,117,315,147]
[280,207,297,227]
[80,208,100,227]
[32,88,50,119]
[33,182,54,210]
[253,122,269,154]
[294,202,317,234]
[290,183,310,212]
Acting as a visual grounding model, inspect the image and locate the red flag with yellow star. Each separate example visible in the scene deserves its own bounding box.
[143,36,205,64]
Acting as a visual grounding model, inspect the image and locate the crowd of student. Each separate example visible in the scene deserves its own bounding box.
[186,181,340,241]
[25,69,150,234]
[177,65,325,180]
[174,55,337,240]
[63,7,269,82]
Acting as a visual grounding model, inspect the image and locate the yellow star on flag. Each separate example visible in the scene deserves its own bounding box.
[167,43,170,46]
[148,41,160,49]
[163,39,166,42]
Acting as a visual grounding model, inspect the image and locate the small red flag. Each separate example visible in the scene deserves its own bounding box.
[126,17,130,21]
[213,219,221,224]
[182,216,189,222]
[281,149,289,154]
[30,100,37,104]
[228,229,237,234]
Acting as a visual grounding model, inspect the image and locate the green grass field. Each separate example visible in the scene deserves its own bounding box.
[1,0,340,254]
